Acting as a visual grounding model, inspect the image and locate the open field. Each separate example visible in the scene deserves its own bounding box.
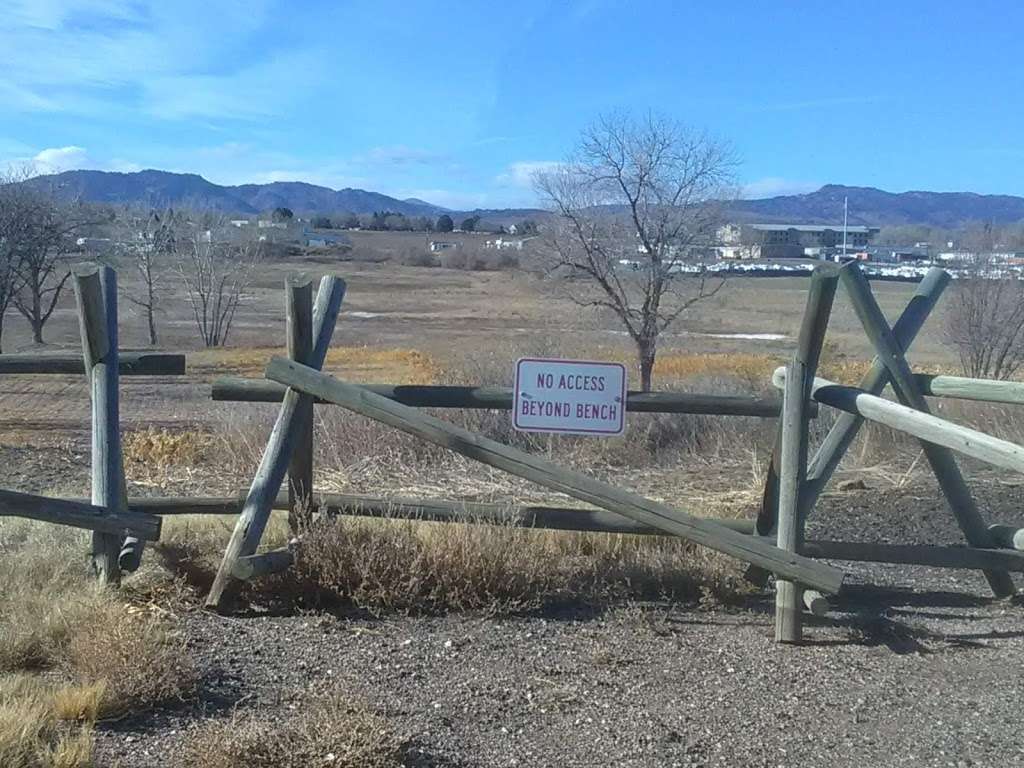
[2,256,1024,767]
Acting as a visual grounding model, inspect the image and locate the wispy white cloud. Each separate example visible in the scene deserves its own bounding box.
[495,160,562,189]
[31,145,90,173]
[742,176,821,198]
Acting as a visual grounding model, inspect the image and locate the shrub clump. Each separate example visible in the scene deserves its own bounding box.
[181,693,408,768]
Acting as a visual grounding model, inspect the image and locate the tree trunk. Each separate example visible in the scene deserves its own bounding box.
[146,305,157,346]
[638,335,657,392]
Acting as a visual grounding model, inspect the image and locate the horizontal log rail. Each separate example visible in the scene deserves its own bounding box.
[0,352,185,376]
[0,488,161,539]
[212,377,807,417]
[117,491,756,536]
[773,367,1024,475]
[915,373,1024,405]
[800,540,1024,571]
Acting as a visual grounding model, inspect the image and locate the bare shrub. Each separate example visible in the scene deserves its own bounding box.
[177,216,262,347]
[438,249,469,270]
[398,247,437,267]
[66,603,196,717]
[180,692,408,768]
[945,271,1024,379]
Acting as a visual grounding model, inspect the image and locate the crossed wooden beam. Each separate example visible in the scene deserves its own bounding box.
[205,274,846,611]
[758,263,1016,608]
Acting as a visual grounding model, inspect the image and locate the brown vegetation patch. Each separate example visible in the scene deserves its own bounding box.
[181,692,409,768]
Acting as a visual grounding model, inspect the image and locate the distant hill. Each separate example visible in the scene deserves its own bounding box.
[730,184,1024,228]
[17,171,1024,228]
[23,169,445,217]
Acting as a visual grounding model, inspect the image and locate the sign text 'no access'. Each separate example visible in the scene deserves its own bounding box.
[513,358,627,436]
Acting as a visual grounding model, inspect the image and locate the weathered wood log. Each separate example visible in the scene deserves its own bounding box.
[988,524,1024,551]
[841,263,1014,597]
[73,265,128,585]
[286,275,315,534]
[915,374,1024,405]
[211,377,803,417]
[206,276,346,610]
[122,491,757,535]
[802,267,950,509]
[759,265,838,538]
[775,368,1024,476]
[267,358,845,594]
[800,540,1024,571]
[776,360,810,643]
[802,589,829,616]
[231,549,295,580]
[0,352,185,376]
[0,488,160,539]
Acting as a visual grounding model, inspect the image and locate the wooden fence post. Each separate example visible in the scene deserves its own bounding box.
[776,360,808,643]
[286,275,315,533]
[72,264,129,585]
[757,265,838,538]
[840,264,1016,599]
[205,275,345,610]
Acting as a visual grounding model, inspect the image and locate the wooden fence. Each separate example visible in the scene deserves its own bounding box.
[2,263,1022,645]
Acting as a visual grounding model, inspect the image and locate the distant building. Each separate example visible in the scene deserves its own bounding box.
[429,241,457,252]
[717,223,880,259]
[229,219,250,228]
[257,220,287,230]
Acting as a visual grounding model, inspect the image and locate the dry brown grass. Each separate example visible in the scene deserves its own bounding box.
[180,692,408,768]
[291,515,749,615]
[0,675,95,768]
[123,426,209,468]
[0,517,197,763]
[190,345,442,384]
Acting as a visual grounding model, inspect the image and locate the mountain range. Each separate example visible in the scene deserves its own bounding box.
[20,170,1024,228]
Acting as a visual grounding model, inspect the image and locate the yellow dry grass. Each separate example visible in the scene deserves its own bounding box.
[123,427,209,468]
[0,675,95,768]
[189,346,441,384]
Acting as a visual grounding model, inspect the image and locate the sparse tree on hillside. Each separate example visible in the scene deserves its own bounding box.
[436,214,454,233]
[271,207,294,222]
[461,215,480,232]
[177,216,262,347]
[535,111,736,391]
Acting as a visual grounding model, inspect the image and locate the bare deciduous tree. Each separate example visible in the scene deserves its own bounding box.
[0,171,96,346]
[177,216,261,347]
[0,170,33,352]
[122,208,177,345]
[534,111,737,391]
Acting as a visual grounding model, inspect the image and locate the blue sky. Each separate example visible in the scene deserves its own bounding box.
[2,0,1023,208]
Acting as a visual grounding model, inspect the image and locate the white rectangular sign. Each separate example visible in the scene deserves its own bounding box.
[513,358,627,436]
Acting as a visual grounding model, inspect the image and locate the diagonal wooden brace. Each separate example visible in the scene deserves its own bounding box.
[205,275,346,610]
[267,358,845,595]
[840,263,1016,598]
[758,267,951,537]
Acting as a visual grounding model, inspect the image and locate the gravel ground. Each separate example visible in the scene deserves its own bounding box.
[81,474,1024,768]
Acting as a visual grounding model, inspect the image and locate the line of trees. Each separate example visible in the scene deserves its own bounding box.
[309,210,536,236]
